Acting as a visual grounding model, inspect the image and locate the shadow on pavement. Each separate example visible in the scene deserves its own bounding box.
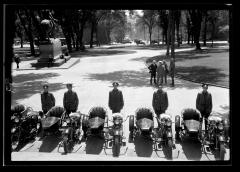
[134,135,153,157]
[70,49,136,58]
[180,137,203,161]
[12,73,65,105]
[39,135,62,152]
[85,136,105,154]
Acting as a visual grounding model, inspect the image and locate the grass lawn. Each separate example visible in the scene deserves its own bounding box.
[146,44,229,88]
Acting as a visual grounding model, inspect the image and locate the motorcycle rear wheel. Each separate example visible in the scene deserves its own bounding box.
[219,143,226,160]
[63,140,69,154]
[113,136,121,157]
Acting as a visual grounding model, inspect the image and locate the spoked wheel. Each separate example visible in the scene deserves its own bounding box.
[63,137,69,154]
[219,142,226,160]
[11,131,21,151]
[166,139,173,160]
[112,136,121,157]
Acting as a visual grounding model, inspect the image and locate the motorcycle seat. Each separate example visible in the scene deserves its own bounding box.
[160,113,171,120]
[69,112,81,118]
[208,115,222,122]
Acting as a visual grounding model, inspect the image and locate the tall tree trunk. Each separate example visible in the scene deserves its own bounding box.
[166,12,172,56]
[149,28,152,45]
[211,23,215,47]
[203,14,207,46]
[20,35,23,48]
[90,21,95,48]
[171,10,175,86]
[162,30,164,45]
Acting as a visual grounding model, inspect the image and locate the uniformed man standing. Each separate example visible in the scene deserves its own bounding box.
[108,82,124,113]
[63,83,79,115]
[152,84,169,118]
[196,83,213,130]
[41,84,55,114]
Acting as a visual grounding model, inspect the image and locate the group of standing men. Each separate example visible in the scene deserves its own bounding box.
[148,58,175,86]
[41,81,212,130]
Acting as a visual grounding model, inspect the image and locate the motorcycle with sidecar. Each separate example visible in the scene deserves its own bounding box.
[11,104,41,151]
[202,111,230,160]
[82,106,108,139]
[129,108,175,159]
[103,113,127,157]
[175,108,203,142]
[40,106,66,138]
[59,111,83,154]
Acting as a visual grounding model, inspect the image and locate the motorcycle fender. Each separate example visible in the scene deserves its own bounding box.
[166,131,172,138]
[114,129,121,136]
[218,135,225,142]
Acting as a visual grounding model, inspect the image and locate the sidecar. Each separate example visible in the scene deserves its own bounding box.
[129,108,155,141]
[40,106,65,137]
[175,108,202,141]
[82,106,108,139]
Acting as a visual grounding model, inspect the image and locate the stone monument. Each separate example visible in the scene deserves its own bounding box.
[31,15,70,67]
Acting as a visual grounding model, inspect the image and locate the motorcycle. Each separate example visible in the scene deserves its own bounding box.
[203,111,230,160]
[175,108,203,142]
[11,104,41,151]
[104,113,128,157]
[40,106,66,138]
[155,113,175,159]
[82,106,108,139]
[59,112,83,154]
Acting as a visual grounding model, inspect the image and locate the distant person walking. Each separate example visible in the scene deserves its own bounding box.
[152,84,169,118]
[14,54,20,69]
[196,83,213,130]
[108,82,124,113]
[156,61,164,85]
[148,60,157,85]
[63,83,79,115]
[169,58,175,87]
[41,84,55,114]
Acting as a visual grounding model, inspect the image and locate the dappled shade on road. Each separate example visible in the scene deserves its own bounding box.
[180,138,203,161]
[134,135,153,157]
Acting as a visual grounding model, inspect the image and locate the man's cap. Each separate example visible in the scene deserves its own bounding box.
[66,83,73,86]
[112,82,119,87]
[43,84,48,89]
[153,60,156,63]
[202,83,208,88]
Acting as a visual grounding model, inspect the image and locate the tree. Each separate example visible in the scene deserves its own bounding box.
[157,10,169,45]
[16,9,35,56]
[174,10,181,47]
[137,10,157,44]
[188,10,203,50]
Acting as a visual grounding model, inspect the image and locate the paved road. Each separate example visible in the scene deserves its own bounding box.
[11,46,230,161]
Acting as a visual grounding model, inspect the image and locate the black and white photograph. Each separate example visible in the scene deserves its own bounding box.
[2,2,232,165]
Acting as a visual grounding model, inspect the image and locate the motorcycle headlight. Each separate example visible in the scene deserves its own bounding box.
[166,120,172,127]
[114,119,120,125]
[66,118,71,124]
[218,123,224,130]
[11,128,16,133]
[14,117,19,123]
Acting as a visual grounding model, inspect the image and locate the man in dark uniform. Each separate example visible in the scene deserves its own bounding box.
[63,83,79,115]
[148,60,157,85]
[196,83,213,130]
[152,84,169,119]
[41,84,55,114]
[108,82,124,113]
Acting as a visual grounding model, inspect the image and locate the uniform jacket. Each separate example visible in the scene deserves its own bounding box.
[196,91,212,114]
[152,89,168,112]
[148,63,157,74]
[108,89,124,112]
[63,90,79,111]
[156,64,165,76]
[41,92,55,112]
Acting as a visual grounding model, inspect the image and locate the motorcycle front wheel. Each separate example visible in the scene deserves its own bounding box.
[219,142,226,160]
[11,131,21,151]
[113,136,121,157]
[166,139,173,160]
